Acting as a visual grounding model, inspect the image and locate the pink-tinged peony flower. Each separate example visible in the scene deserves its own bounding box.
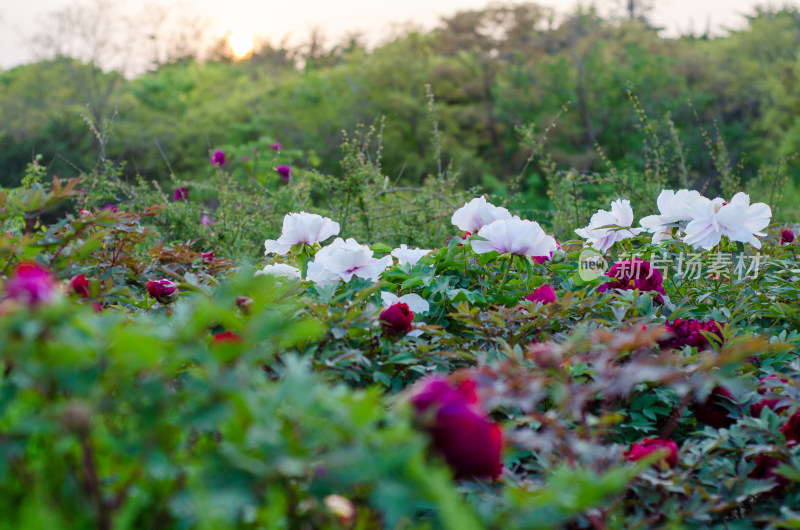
[379,302,413,335]
[598,258,666,303]
[575,199,644,253]
[209,150,226,167]
[200,215,212,226]
[212,331,242,344]
[146,279,178,305]
[658,318,723,350]
[471,217,557,258]
[391,244,431,266]
[750,375,790,417]
[271,142,282,152]
[451,197,512,233]
[264,212,340,255]
[683,192,771,250]
[79,209,93,218]
[639,189,705,243]
[525,285,557,305]
[276,165,292,182]
[781,410,800,444]
[306,238,392,286]
[102,204,118,213]
[624,438,679,469]
[68,274,90,298]
[3,262,57,306]
[255,263,301,280]
[693,386,737,429]
[782,229,795,245]
[410,376,503,479]
[532,241,561,264]
[173,187,188,201]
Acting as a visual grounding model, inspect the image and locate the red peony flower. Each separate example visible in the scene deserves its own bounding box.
[693,386,737,429]
[780,410,800,444]
[68,274,90,298]
[410,376,503,480]
[659,318,724,350]
[749,455,790,493]
[379,302,413,336]
[146,279,178,305]
[750,375,790,417]
[781,229,794,245]
[209,150,226,167]
[525,285,558,305]
[212,331,242,345]
[3,262,57,306]
[276,165,292,182]
[624,438,679,469]
[598,258,666,303]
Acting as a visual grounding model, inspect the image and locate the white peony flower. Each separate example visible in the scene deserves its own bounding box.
[471,217,557,257]
[391,244,432,266]
[306,238,393,286]
[264,212,340,255]
[575,199,644,253]
[451,196,512,233]
[639,189,705,243]
[380,291,430,313]
[255,263,301,280]
[683,192,771,250]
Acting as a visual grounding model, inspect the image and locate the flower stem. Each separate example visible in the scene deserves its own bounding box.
[498,254,513,292]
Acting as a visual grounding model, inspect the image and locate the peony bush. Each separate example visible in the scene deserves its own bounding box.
[3,166,800,528]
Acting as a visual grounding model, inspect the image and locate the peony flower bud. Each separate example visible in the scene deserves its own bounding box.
[68,274,90,298]
[525,285,557,305]
[276,165,292,182]
[379,302,413,336]
[624,438,678,469]
[3,262,57,306]
[271,142,282,152]
[173,187,189,201]
[782,229,794,245]
[147,279,178,304]
[209,150,226,167]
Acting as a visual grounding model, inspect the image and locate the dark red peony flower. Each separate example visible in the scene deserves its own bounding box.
[525,285,558,305]
[68,274,90,298]
[781,229,794,245]
[658,318,724,350]
[209,150,226,167]
[749,455,790,493]
[693,386,737,429]
[410,376,503,480]
[780,410,800,444]
[173,187,189,201]
[624,438,679,469]
[598,258,666,303]
[3,262,57,306]
[750,375,790,417]
[380,302,413,336]
[276,165,292,182]
[146,279,178,305]
[212,331,242,344]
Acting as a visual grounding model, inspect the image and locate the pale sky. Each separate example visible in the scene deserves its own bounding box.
[0,0,794,71]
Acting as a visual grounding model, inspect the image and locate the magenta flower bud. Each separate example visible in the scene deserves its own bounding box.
[276,165,292,182]
[782,229,794,245]
[201,252,214,262]
[271,142,282,152]
[379,302,413,336]
[525,285,557,305]
[102,204,118,213]
[3,262,57,306]
[146,279,178,304]
[624,438,678,469]
[173,187,188,201]
[209,150,226,167]
[200,215,212,226]
[410,376,503,480]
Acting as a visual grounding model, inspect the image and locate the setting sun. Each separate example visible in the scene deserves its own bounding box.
[228,31,254,59]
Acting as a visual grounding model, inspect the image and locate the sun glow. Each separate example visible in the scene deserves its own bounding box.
[228,31,254,59]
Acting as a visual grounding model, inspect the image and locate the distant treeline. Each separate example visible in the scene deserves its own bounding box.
[2,3,799,211]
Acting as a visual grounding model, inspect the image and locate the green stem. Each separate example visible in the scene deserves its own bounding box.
[498,254,513,292]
